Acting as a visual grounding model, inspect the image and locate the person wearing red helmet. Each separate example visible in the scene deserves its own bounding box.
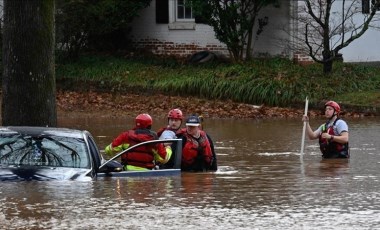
[105,113,172,171]
[158,109,184,141]
[155,109,184,169]
[302,101,349,158]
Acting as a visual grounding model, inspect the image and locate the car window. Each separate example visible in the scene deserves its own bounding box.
[0,134,90,169]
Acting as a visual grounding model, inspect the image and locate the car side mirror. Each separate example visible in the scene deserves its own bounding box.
[98,160,123,173]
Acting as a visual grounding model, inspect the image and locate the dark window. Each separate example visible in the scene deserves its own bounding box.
[177,0,193,20]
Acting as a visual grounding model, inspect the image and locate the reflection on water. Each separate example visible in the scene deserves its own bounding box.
[1,115,380,229]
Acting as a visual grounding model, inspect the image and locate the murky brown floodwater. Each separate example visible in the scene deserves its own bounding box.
[1,114,380,229]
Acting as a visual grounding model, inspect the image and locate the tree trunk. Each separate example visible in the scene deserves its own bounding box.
[323,60,333,73]
[245,27,253,60]
[322,50,333,73]
[2,0,57,126]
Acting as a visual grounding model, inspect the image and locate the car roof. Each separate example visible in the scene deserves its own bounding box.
[0,126,88,139]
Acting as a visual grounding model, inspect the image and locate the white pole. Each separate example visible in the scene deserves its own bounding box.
[300,97,309,157]
[300,97,308,179]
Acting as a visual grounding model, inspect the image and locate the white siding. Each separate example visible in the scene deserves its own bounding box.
[338,10,380,62]
[251,3,292,57]
[129,0,380,62]
[342,29,380,62]
[296,0,380,63]
[129,1,291,59]
[129,2,228,57]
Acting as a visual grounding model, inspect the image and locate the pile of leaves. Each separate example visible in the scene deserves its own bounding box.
[56,90,321,119]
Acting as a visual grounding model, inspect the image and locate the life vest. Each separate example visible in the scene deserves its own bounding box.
[120,129,158,169]
[180,129,213,171]
[319,118,350,158]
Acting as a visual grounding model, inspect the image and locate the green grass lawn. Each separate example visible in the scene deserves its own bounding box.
[56,55,380,110]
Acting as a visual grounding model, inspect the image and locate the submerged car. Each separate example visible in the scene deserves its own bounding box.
[0,126,182,181]
[0,126,104,181]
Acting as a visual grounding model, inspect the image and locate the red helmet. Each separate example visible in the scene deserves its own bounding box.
[325,101,340,114]
[168,109,183,120]
[135,113,152,129]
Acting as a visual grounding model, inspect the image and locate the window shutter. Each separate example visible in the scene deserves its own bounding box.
[362,0,370,14]
[156,0,169,24]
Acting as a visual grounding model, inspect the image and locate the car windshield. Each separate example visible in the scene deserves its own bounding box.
[0,134,90,168]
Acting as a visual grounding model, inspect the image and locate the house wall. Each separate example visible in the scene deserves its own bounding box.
[333,5,380,62]
[129,1,292,60]
[252,3,292,58]
[295,0,380,63]
[342,29,380,62]
[129,2,227,58]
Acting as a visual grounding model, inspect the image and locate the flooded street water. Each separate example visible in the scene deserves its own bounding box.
[1,114,380,229]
